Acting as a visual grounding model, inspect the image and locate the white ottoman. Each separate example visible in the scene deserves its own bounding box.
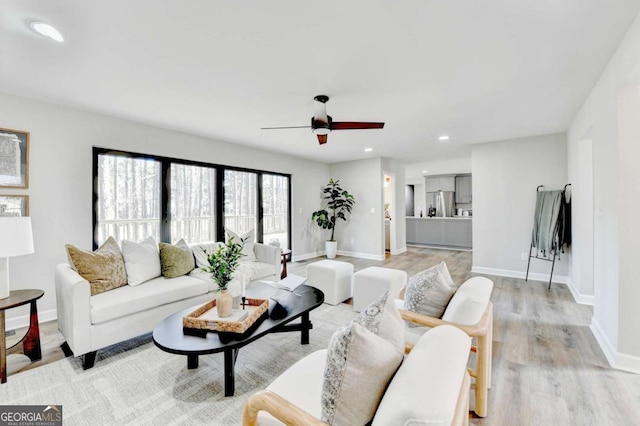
[306,260,354,305]
[353,267,408,312]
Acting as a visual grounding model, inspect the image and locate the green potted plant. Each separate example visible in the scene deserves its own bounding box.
[203,236,245,317]
[311,178,356,259]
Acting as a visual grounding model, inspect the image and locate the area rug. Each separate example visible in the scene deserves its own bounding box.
[0,303,357,425]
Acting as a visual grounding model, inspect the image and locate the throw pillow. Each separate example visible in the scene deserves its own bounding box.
[191,242,222,270]
[321,322,404,425]
[159,239,195,278]
[403,262,457,320]
[121,236,161,286]
[66,237,128,296]
[226,229,257,262]
[352,291,405,352]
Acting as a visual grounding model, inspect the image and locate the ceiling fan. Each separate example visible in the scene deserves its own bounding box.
[261,95,385,145]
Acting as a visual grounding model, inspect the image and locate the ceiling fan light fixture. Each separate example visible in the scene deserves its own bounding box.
[29,21,64,42]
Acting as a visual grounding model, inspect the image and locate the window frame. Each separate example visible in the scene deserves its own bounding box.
[92,147,292,250]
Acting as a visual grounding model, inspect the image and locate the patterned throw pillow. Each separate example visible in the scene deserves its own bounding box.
[66,237,128,296]
[226,229,257,262]
[352,291,405,352]
[159,239,195,278]
[403,262,457,320]
[321,323,404,425]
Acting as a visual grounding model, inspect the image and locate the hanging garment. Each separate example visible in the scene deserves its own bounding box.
[531,190,563,256]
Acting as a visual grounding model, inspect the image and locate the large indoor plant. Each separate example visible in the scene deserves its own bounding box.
[311,178,356,259]
[202,237,245,317]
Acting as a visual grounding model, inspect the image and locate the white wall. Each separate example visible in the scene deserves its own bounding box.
[472,133,568,280]
[413,183,426,217]
[567,11,640,370]
[329,158,384,260]
[0,92,329,325]
[382,158,407,255]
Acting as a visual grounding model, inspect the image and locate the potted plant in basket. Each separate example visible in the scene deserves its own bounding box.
[311,178,356,259]
[202,236,245,317]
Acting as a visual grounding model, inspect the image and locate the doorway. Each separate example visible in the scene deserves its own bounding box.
[383,172,395,256]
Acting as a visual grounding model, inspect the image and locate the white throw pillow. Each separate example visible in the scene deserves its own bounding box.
[121,237,161,286]
[352,291,405,352]
[191,242,222,270]
[226,229,257,262]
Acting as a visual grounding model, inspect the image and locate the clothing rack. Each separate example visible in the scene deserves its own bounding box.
[525,183,572,289]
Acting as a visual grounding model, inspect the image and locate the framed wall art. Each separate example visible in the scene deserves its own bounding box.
[0,195,29,217]
[0,127,30,188]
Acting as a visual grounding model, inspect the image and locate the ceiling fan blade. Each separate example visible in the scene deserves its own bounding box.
[332,121,385,130]
[317,134,328,145]
[261,125,311,130]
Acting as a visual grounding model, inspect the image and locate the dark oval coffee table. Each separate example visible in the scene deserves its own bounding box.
[153,283,324,396]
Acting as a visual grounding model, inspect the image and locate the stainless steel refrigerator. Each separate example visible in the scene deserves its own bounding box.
[427,191,455,217]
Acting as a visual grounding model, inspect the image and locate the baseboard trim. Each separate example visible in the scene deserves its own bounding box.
[565,277,594,305]
[6,308,57,331]
[336,250,385,261]
[390,246,407,255]
[588,313,640,373]
[292,251,325,262]
[471,266,569,285]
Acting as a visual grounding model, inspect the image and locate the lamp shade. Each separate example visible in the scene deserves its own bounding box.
[0,217,34,258]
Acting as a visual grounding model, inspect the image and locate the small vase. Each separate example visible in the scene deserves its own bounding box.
[217,289,233,318]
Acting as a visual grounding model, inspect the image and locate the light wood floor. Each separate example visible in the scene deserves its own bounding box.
[6,247,640,424]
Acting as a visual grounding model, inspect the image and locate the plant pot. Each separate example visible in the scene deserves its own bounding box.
[325,240,338,259]
[217,289,233,318]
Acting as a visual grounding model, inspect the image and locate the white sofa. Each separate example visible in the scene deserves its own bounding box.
[243,325,472,426]
[55,241,280,369]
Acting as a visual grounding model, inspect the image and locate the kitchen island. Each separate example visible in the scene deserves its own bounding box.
[406,216,472,249]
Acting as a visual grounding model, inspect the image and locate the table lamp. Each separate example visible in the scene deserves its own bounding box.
[0,217,35,299]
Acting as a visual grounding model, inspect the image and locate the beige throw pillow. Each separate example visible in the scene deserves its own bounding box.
[66,237,128,296]
[159,239,195,278]
[321,323,404,425]
[403,261,457,320]
[352,291,405,352]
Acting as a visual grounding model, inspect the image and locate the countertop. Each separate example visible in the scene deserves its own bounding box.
[406,216,473,220]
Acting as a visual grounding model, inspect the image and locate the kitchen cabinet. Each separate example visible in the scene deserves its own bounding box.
[406,217,472,249]
[455,175,472,203]
[425,176,455,192]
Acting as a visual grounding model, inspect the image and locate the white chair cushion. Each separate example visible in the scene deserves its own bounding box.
[372,325,471,426]
[442,276,494,325]
[90,275,208,324]
[259,350,327,425]
[121,236,161,286]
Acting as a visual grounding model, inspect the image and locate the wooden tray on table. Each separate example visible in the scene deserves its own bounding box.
[182,298,269,339]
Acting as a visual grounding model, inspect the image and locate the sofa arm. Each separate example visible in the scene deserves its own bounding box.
[243,390,327,426]
[55,263,92,357]
[253,243,280,281]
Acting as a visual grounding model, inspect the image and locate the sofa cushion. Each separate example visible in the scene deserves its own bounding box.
[321,322,404,425]
[372,326,471,426]
[403,262,457,320]
[226,229,257,262]
[122,237,161,286]
[66,237,128,296]
[159,239,195,278]
[352,291,404,352]
[239,261,274,281]
[190,241,222,270]
[90,275,209,324]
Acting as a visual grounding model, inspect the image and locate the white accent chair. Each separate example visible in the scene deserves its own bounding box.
[352,267,408,312]
[305,260,353,305]
[398,275,494,417]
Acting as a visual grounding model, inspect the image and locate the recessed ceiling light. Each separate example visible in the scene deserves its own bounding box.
[438,135,450,141]
[364,148,373,152]
[30,21,64,42]
[422,170,428,173]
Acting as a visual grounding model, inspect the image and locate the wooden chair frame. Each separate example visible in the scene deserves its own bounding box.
[242,355,471,426]
[399,301,493,418]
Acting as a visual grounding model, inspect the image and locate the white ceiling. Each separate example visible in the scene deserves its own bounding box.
[1,1,639,178]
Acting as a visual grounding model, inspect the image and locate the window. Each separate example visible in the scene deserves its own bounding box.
[224,170,257,238]
[93,148,291,250]
[262,174,290,249]
[95,154,161,245]
[170,163,216,244]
